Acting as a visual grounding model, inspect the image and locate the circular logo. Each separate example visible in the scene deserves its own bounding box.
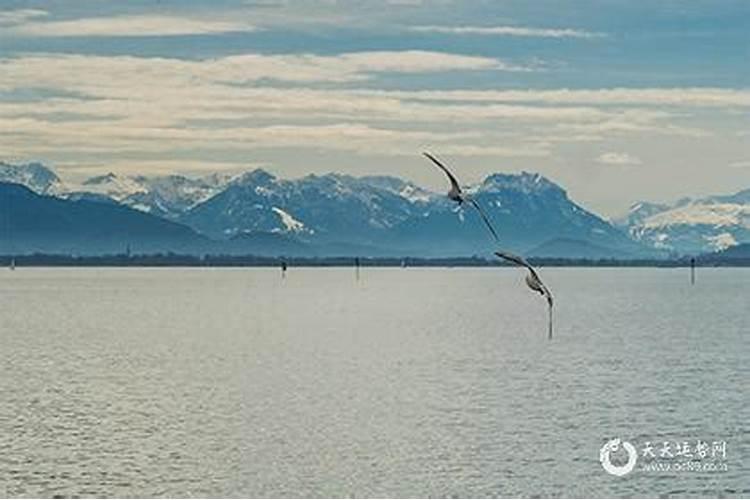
[600,438,638,476]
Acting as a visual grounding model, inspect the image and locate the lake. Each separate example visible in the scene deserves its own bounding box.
[0,267,747,497]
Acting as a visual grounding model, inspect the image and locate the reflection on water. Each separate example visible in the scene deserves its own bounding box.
[0,267,747,497]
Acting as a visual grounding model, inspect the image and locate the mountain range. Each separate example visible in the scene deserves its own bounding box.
[616,189,750,255]
[1,161,747,258]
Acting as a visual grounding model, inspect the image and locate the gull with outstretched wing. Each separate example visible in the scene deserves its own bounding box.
[495,250,554,339]
[423,152,499,242]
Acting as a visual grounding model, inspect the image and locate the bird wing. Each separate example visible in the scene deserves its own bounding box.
[468,198,500,242]
[496,250,555,338]
[494,250,531,269]
[533,274,554,309]
[423,152,461,195]
[497,250,554,306]
[526,266,554,307]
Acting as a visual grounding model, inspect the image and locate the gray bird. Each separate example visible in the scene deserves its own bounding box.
[495,250,554,339]
[423,152,499,242]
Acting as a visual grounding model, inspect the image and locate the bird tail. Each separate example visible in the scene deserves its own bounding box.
[548,303,553,340]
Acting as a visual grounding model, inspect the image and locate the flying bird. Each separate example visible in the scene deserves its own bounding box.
[495,250,554,339]
[423,152,557,338]
[423,152,499,242]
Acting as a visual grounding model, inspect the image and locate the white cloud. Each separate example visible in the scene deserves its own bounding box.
[10,14,258,37]
[0,118,511,157]
[0,83,627,127]
[564,119,709,138]
[410,25,603,38]
[0,52,515,91]
[0,52,738,170]
[334,50,526,73]
[358,88,750,107]
[728,160,750,169]
[596,152,642,166]
[0,8,47,25]
[0,54,653,127]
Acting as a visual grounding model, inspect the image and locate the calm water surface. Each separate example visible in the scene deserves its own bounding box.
[0,267,747,498]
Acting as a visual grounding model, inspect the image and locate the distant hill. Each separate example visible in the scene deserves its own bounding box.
[700,242,750,264]
[225,231,314,257]
[717,242,750,258]
[0,182,210,255]
[527,238,628,259]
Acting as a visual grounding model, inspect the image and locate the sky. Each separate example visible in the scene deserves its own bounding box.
[0,0,748,216]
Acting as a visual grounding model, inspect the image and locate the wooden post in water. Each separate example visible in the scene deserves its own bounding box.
[355,256,361,281]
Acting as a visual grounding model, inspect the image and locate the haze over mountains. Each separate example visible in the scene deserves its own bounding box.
[0,182,210,255]
[1,161,747,258]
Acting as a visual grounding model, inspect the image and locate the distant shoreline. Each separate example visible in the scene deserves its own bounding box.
[2,254,748,268]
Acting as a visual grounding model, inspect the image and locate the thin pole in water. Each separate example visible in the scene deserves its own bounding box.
[355,256,360,281]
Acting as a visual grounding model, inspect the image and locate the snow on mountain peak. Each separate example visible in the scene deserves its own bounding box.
[0,161,64,195]
[705,232,737,251]
[78,172,147,201]
[271,207,308,233]
[643,203,749,229]
[234,168,276,186]
[65,170,237,216]
[479,171,563,196]
[398,184,433,203]
[358,175,434,203]
[623,187,750,254]
[83,172,117,183]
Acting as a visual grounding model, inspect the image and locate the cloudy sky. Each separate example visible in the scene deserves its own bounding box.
[1,0,748,216]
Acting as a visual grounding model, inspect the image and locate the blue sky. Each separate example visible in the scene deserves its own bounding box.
[1,0,748,215]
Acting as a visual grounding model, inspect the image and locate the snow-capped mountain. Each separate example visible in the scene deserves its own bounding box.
[387,172,644,256]
[356,175,434,203]
[0,160,660,257]
[615,201,672,229]
[1,161,237,218]
[181,169,644,257]
[68,172,236,219]
[180,169,428,245]
[0,161,64,195]
[78,173,148,201]
[617,188,750,255]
